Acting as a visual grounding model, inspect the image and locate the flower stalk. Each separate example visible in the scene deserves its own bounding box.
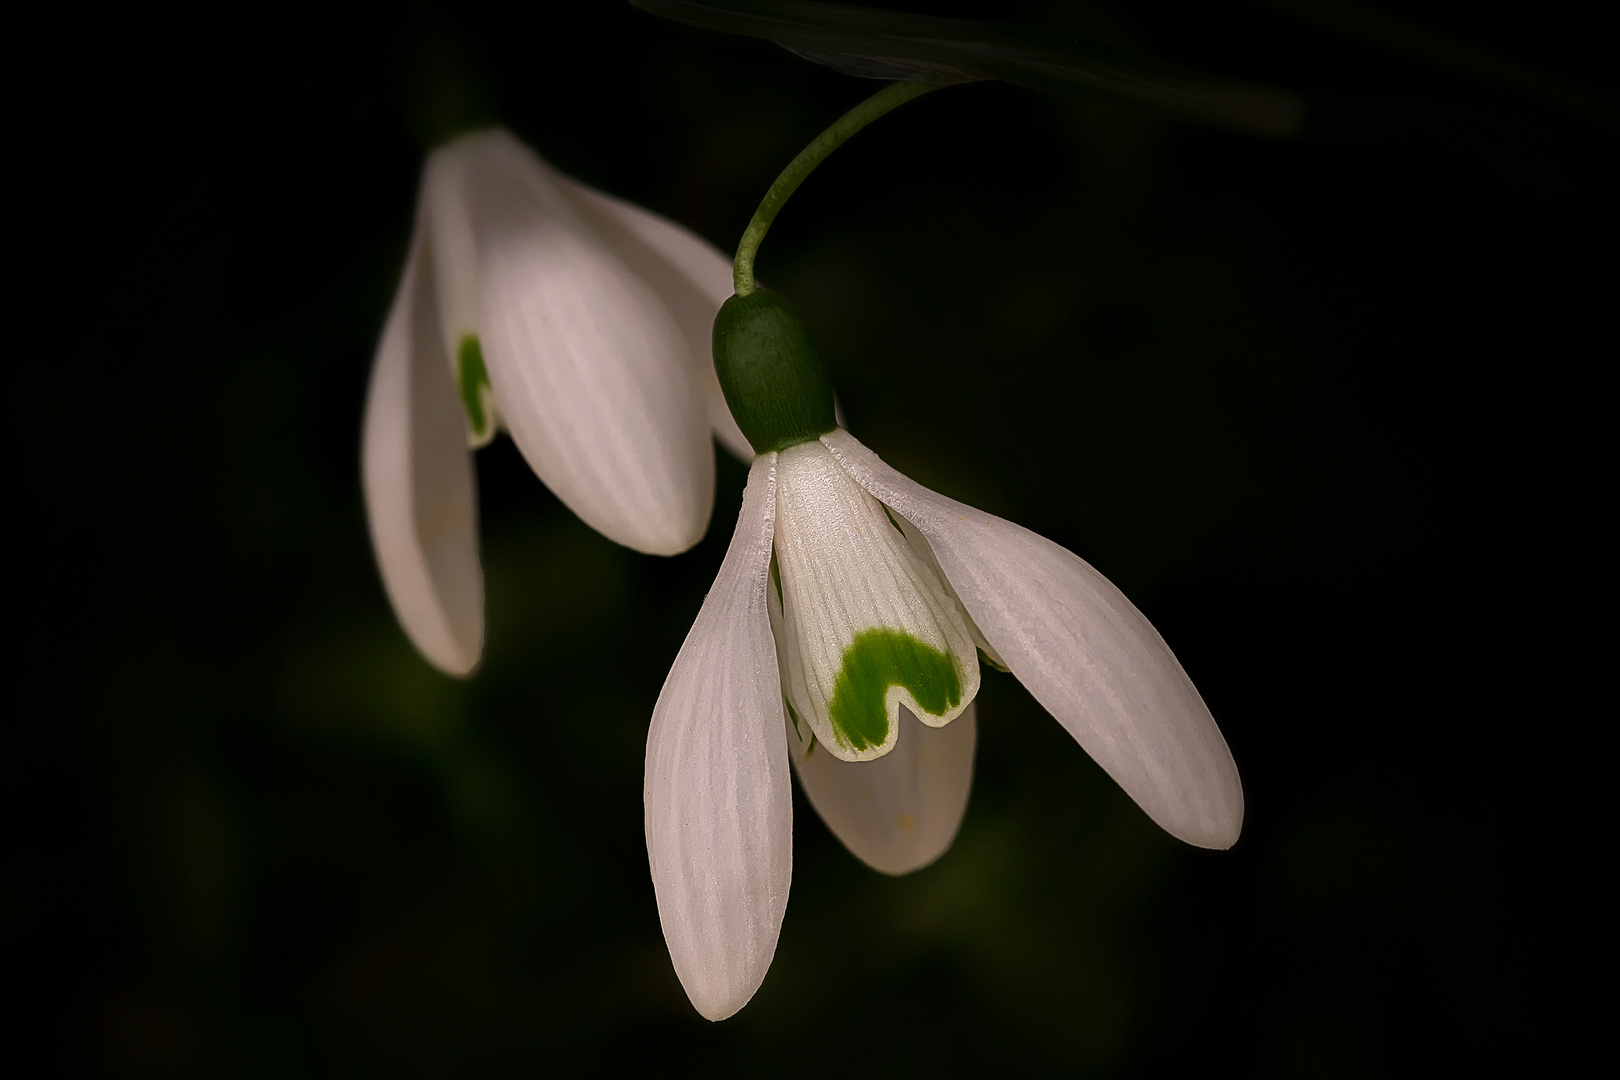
[732,79,943,296]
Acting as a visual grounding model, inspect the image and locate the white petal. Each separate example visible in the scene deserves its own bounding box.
[890,509,1008,671]
[645,456,791,1021]
[789,699,976,876]
[454,129,715,555]
[822,429,1243,849]
[422,144,481,363]
[422,141,499,447]
[552,175,754,463]
[772,441,979,762]
[360,214,483,676]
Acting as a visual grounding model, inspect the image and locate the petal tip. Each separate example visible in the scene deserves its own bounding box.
[433,646,483,680]
[690,984,757,1023]
[1168,793,1244,851]
[1188,826,1242,852]
[617,517,711,558]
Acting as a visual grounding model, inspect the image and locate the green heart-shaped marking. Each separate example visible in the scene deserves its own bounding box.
[826,628,961,753]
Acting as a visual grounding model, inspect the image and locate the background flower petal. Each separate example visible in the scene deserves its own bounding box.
[360,219,483,676]
[789,699,976,876]
[458,130,715,555]
[645,456,791,1021]
[554,175,754,463]
[422,139,501,448]
[824,429,1242,849]
[422,143,483,388]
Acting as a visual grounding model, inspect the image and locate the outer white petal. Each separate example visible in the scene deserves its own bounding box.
[360,214,483,676]
[645,456,791,1021]
[773,441,979,762]
[453,129,715,555]
[788,699,976,876]
[822,429,1243,849]
[552,175,753,463]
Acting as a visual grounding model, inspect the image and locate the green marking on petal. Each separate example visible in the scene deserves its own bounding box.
[881,506,907,536]
[827,629,961,753]
[456,334,493,439]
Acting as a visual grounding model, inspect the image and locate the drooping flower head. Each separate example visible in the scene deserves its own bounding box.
[643,81,1243,1021]
[362,127,750,675]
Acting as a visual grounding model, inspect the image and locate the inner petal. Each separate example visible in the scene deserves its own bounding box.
[425,138,499,448]
[888,504,1008,672]
[772,441,979,762]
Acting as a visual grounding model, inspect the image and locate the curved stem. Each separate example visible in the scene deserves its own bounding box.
[733,80,944,296]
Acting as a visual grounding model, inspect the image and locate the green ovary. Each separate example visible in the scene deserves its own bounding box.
[457,334,493,438]
[826,629,961,753]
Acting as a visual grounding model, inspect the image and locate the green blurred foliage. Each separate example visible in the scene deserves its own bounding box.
[9,1,1604,1076]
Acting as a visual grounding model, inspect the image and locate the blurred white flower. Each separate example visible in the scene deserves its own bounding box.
[361,127,750,675]
[645,428,1243,1020]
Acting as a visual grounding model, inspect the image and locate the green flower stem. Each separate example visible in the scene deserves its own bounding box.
[733,80,944,296]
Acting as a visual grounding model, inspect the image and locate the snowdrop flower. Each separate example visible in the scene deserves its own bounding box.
[644,288,1243,1020]
[362,127,750,675]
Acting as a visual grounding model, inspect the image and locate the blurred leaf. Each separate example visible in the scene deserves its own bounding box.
[1254,0,1620,132]
[633,0,1304,135]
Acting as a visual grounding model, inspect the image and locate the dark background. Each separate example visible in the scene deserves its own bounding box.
[8,1,1606,1075]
